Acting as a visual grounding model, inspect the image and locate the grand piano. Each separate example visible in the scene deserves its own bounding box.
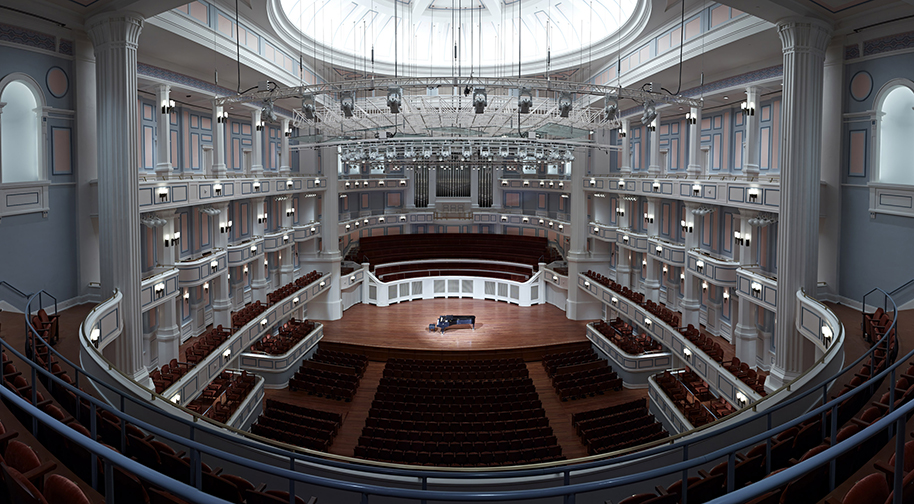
[428,315,476,333]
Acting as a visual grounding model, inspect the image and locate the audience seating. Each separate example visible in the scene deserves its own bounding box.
[289,349,367,401]
[266,270,323,305]
[655,369,736,427]
[542,349,622,401]
[593,319,663,356]
[249,319,318,356]
[572,399,668,455]
[356,358,563,466]
[183,371,257,423]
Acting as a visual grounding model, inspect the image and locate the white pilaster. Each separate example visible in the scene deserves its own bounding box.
[427,167,437,208]
[620,118,632,176]
[648,111,661,177]
[211,202,231,329]
[643,198,661,303]
[87,12,147,381]
[212,104,226,178]
[744,87,760,178]
[75,35,100,299]
[470,166,480,208]
[491,166,503,209]
[566,151,602,320]
[733,209,759,365]
[687,107,702,178]
[818,41,844,299]
[767,17,832,393]
[680,203,702,329]
[304,146,342,320]
[156,297,181,365]
[251,111,264,177]
[154,84,172,179]
[280,118,291,176]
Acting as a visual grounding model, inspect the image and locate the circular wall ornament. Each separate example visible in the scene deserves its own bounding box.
[850,71,873,102]
[46,67,69,98]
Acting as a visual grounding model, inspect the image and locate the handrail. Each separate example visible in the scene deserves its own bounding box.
[16,284,903,503]
[888,277,914,297]
[0,280,29,299]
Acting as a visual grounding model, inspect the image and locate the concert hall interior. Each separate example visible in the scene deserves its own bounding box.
[1,0,914,502]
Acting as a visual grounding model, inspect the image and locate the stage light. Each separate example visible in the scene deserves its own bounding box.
[642,101,657,126]
[558,93,573,118]
[302,95,316,120]
[340,92,354,117]
[473,88,487,114]
[604,96,618,122]
[518,87,533,114]
[261,100,277,123]
[386,87,402,114]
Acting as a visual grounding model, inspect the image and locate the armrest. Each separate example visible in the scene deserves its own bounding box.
[874,459,894,477]
[0,430,19,447]
[851,418,873,429]
[22,461,57,485]
[736,452,748,462]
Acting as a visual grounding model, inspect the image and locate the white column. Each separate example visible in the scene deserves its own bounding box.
[212,104,227,178]
[154,84,172,179]
[648,111,661,177]
[470,166,480,208]
[87,12,147,381]
[818,41,843,299]
[705,285,722,337]
[405,168,416,209]
[427,167,437,208]
[251,111,264,177]
[744,87,760,178]
[566,150,602,320]
[733,209,759,365]
[767,17,832,392]
[615,196,631,288]
[306,146,343,320]
[620,118,632,176]
[156,297,181,365]
[643,198,661,303]
[664,266,680,312]
[279,118,291,176]
[687,107,702,178]
[75,36,100,299]
[491,166,503,209]
[680,203,701,329]
[212,202,231,328]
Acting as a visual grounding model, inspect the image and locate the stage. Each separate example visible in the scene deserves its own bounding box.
[315,299,594,361]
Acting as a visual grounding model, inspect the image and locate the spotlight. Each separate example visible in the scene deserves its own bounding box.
[261,100,277,123]
[340,92,354,118]
[604,96,618,122]
[642,101,657,126]
[386,87,402,114]
[558,93,573,118]
[464,85,471,97]
[518,87,533,114]
[302,95,316,120]
[473,88,487,114]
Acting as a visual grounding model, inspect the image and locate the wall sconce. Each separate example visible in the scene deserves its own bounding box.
[594,226,600,234]
[644,213,654,224]
[622,235,629,243]
[253,181,261,192]
[90,327,100,344]
[255,120,263,131]
[584,281,591,287]
[696,260,704,273]
[257,214,265,224]
[250,245,257,254]
[166,232,180,247]
[183,289,190,300]
[681,220,693,233]
[220,220,233,233]
[227,273,230,280]
[213,183,222,196]
[203,282,210,292]
[734,231,749,247]
[692,184,701,196]
[243,265,249,274]
[161,99,175,114]
[611,296,618,305]
[319,281,326,287]
[501,216,508,222]
[539,219,545,225]
[399,216,406,221]
[736,391,748,408]
[652,182,660,193]
[523,180,529,187]
[285,123,293,137]
[548,181,555,188]
[345,181,350,188]
[649,120,657,132]
[261,318,268,327]
[349,275,356,282]
[286,207,295,217]
[590,178,596,187]
[522,217,529,223]
[642,259,647,267]
[311,226,317,233]
[548,222,554,228]
[751,282,762,297]
[741,101,755,116]
[286,180,294,189]
[723,288,730,300]
[552,275,559,282]
[377,180,385,187]
[645,318,652,327]
[822,325,833,347]
[680,272,685,282]
[171,394,181,404]
[354,181,361,188]
[655,245,663,255]
[702,281,709,292]
[558,182,564,189]
[540,181,545,187]
[378,217,385,223]
[501,180,508,186]
[292,296,300,304]
[263,258,268,267]
[558,224,564,230]
[163,233,171,247]
[685,112,697,125]
[223,349,232,359]
[683,347,692,360]
[210,260,218,272]
[363,219,369,225]
[158,187,169,202]
[618,180,625,189]
[747,188,759,202]
[663,265,668,274]
[283,235,289,243]
[617,207,625,217]
[154,282,165,298]
[217,110,229,123]
[399,180,406,186]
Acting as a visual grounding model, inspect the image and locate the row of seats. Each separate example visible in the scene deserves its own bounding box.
[231,301,267,330]
[184,325,231,366]
[543,348,602,378]
[585,271,645,306]
[356,359,563,466]
[679,324,727,366]
[374,263,535,283]
[385,357,527,372]
[722,356,769,396]
[248,319,317,356]
[265,270,321,305]
[310,349,368,377]
[185,371,257,424]
[289,349,368,401]
[593,319,663,356]
[264,398,342,425]
[573,400,667,456]
[382,367,528,380]
[656,369,733,427]
[543,349,622,401]
[356,234,549,268]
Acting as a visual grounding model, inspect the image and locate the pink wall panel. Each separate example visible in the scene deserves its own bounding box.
[387,193,401,207]
[760,128,770,168]
[849,131,866,175]
[663,205,670,235]
[685,18,701,39]
[52,128,72,175]
[734,130,743,169]
[170,131,178,167]
[711,5,729,27]
[144,127,154,168]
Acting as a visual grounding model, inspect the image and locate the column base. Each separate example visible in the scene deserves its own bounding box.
[251,165,264,178]
[251,280,269,303]
[687,164,702,178]
[155,162,172,180]
[620,167,632,176]
[648,165,661,177]
[744,164,760,178]
[765,365,799,393]
[733,322,758,365]
[157,325,181,365]
[213,163,227,179]
[279,166,291,177]
[212,299,232,329]
[680,298,701,328]
[643,279,661,303]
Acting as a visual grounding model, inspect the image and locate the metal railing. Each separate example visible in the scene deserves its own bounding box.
[11,284,906,503]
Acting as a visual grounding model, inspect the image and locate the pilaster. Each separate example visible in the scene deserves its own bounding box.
[620,118,632,176]
[680,203,702,328]
[744,87,760,178]
[75,35,100,299]
[212,104,226,178]
[154,84,172,179]
[251,110,264,177]
[648,111,661,177]
[687,107,702,178]
[279,118,291,176]
[566,152,602,320]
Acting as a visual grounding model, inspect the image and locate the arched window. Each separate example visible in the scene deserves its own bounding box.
[875,80,914,185]
[0,75,45,184]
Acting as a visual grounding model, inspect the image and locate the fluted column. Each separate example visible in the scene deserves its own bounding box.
[733,209,759,366]
[156,297,181,365]
[767,17,832,392]
[279,118,291,176]
[648,111,661,177]
[687,107,702,178]
[744,87,760,178]
[620,118,632,176]
[212,203,231,329]
[154,84,172,179]
[406,168,416,209]
[643,198,661,303]
[87,12,146,380]
[567,150,601,319]
[427,167,437,208]
[212,104,226,178]
[251,111,264,177]
[680,203,702,329]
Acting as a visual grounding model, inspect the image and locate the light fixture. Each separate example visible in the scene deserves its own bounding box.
[548,221,554,228]
[558,224,564,230]
[301,95,315,120]
[283,235,289,243]
[399,180,407,186]
[183,290,190,300]
[681,220,693,233]
[558,93,573,118]
[702,281,709,291]
[292,296,300,304]
[696,260,705,273]
[680,272,685,282]
[284,123,294,137]
[611,296,618,305]
[286,179,294,189]
[590,178,596,187]
[683,348,692,360]
[552,275,559,282]
[642,101,657,126]
[311,226,317,233]
[594,226,600,234]
[261,99,277,123]
[349,275,356,282]
[260,318,268,327]
[584,281,591,287]
[622,235,629,243]
[319,280,326,287]
[692,184,701,196]
[685,112,697,125]
[217,110,229,124]
[540,181,545,187]
[618,179,625,189]
[663,265,668,274]
[203,281,210,291]
[655,245,663,255]
[734,231,745,246]
[340,92,354,117]
[523,180,529,187]
[171,394,181,404]
[255,120,264,132]
[748,188,760,202]
[171,232,181,247]
[644,213,654,224]
[751,282,762,297]
[741,101,755,116]
[618,127,626,138]
[645,318,652,327]
[522,217,529,223]
[379,180,385,186]
[161,99,175,115]
[501,216,508,222]
[652,182,660,193]
[90,327,100,343]
[286,207,295,217]
[243,265,249,274]
[501,180,508,186]
[250,245,257,254]
[538,219,545,225]
[378,217,385,223]
[386,87,402,114]
[154,282,165,297]
[223,349,231,359]
[604,96,619,122]
[642,259,647,267]
[617,207,625,217]
[723,288,730,300]
[399,216,406,221]
[518,87,533,114]
[473,88,487,114]
[253,181,261,192]
[822,325,833,347]
[735,391,748,408]
[210,260,218,272]
[158,187,169,202]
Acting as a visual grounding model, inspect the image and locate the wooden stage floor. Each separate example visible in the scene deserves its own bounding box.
[314,299,596,361]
